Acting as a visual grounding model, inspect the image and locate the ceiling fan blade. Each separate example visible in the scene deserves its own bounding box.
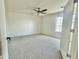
[41,9,47,12]
[33,9,38,11]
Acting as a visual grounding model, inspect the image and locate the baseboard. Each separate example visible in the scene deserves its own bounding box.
[40,33,60,39]
[11,33,41,38]
[10,33,60,39]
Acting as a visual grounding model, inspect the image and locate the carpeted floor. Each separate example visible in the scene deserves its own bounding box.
[8,35,61,59]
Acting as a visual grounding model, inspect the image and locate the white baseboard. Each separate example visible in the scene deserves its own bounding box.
[40,33,60,39]
[10,33,60,39]
[11,33,41,38]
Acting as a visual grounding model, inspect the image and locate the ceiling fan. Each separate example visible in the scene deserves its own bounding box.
[33,8,47,15]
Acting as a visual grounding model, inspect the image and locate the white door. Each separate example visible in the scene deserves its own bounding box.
[60,0,74,59]
[0,0,8,59]
[70,3,78,59]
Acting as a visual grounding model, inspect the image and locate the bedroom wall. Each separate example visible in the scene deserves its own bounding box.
[6,11,63,38]
[6,12,41,37]
[41,12,63,38]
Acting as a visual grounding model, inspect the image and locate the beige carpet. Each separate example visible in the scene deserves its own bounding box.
[8,35,61,59]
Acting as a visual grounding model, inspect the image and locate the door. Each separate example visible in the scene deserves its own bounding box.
[60,0,74,59]
[70,3,78,59]
[0,0,8,59]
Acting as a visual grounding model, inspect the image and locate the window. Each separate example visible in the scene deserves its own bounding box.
[55,17,63,32]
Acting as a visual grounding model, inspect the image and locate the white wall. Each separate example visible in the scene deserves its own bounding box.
[6,11,63,38]
[41,12,63,38]
[6,12,41,37]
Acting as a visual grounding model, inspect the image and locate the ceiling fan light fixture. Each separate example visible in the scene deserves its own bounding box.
[33,8,47,15]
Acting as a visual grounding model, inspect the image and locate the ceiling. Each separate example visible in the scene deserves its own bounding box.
[5,0,68,15]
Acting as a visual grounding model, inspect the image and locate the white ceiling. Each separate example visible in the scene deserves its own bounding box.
[5,0,68,15]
